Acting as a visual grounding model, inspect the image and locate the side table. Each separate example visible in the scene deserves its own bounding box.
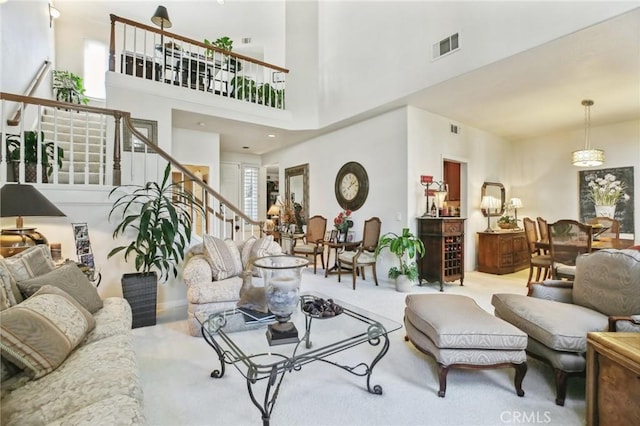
[324,240,359,277]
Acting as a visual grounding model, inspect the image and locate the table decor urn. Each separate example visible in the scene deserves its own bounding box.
[253,255,309,345]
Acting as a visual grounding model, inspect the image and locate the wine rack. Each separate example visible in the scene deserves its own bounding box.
[417,218,465,291]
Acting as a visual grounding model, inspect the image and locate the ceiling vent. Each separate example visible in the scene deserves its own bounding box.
[450,124,461,135]
[433,33,459,60]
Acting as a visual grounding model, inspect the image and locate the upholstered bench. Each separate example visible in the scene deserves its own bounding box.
[404,294,528,397]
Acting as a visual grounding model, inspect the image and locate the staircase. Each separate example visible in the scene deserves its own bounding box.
[40,107,107,185]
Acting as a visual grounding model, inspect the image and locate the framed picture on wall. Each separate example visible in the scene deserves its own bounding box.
[123,118,157,153]
[579,166,634,236]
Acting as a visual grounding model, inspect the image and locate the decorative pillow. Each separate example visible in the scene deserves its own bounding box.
[240,236,258,268]
[0,284,9,311]
[203,235,243,281]
[0,262,22,307]
[249,236,277,277]
[0,285,96,379]
[17,262,103,313]
[1,245,55,283]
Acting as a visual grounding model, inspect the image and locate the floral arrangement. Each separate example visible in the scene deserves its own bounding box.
[587,173,627,206]
[333,209,352,232]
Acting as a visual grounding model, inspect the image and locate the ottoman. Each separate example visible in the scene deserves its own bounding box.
[404,294,527,397]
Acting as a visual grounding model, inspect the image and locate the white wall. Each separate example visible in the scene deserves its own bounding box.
[511,119,640,241]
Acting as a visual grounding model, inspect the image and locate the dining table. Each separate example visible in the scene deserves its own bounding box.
[535,238,635,253]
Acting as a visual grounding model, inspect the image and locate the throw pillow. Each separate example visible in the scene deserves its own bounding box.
[0,285,96,379]
[203,235,243,281]
[17,262,103,313]
[249,235,275,277]
[1,245,55,283]
[0,262,23,306]
[240,236,258,268]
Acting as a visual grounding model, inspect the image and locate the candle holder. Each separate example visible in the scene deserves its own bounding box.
[253,255,310,346]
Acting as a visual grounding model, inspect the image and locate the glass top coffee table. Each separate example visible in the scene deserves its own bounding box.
[196,291,402,426]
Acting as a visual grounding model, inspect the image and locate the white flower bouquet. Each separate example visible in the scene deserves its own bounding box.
[587,173,627,206]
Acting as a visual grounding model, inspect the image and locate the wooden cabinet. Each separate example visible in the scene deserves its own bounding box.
[417,218,465,292]
[477,231,529,275]
[587,332,640,426]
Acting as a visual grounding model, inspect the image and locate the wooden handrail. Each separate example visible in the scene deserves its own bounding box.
[109,14,289,74]
[0,92,262,232]
[7,60,52,126]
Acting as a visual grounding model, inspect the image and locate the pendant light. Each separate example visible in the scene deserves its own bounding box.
[572,99,604,167]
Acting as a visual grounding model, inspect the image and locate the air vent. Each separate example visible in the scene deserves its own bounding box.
[433,33,459,60]
[450,124,460,134]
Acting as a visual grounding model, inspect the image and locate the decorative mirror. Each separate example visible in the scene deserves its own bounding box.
[285,164,309,227]
[481,182,505,217]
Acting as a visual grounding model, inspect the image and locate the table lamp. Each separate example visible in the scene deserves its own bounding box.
[480,195,499,232]
[0,184,66,257]
[509,198,523,228]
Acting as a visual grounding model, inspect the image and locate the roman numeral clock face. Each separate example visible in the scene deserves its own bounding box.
[334,162,369,211]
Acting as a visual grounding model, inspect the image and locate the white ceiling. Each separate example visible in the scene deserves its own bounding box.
[57,2,640,154]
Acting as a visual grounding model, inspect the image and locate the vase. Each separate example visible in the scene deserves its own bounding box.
[595,205,615,219]
[253,255,309,345]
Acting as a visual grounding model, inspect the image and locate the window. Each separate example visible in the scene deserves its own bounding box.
[242,165,259,221]
[83,40,107,99]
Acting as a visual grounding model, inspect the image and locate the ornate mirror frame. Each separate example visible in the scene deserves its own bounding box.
[285,164,309,225]
[481,182,505,217]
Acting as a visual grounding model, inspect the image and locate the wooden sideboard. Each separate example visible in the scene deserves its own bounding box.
[416,217,465,292]
[477,231,529,275]
[586,332,640,425]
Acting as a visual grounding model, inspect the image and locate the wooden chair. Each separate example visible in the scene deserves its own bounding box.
[337,217,381,290]
[547,219,592,280]
[291,215,327,274]
[536,217,549,252]
[523,217,552,290]
[587,216,620,240]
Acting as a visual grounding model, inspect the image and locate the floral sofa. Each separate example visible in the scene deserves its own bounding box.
[0,246,144,425]
[183,234,282,336]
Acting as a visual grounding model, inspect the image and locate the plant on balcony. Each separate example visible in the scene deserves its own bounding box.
[257,83,285,109]
[204,36,233,58]
[52,70,89,105]
[6,131,64,182]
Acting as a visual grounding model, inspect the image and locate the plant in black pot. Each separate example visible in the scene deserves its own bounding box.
[108,163,204,328]
[6,131,64,183]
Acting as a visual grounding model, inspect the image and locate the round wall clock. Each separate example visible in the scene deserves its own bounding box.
[334,161,369,211]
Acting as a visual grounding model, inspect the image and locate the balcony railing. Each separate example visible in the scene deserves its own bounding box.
[109,14,289,110]
[1,92,263,241]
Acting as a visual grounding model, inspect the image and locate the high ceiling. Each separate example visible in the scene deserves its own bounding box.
[56,2,640,154]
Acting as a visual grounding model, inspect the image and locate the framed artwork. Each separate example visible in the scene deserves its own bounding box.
[347,230,356,242]
[123,118,157,153]
[579,166,634,235]
[72,222,96,266]
[329,230,338,243]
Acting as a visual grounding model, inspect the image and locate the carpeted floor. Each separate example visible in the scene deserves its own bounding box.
[132,268,585,426]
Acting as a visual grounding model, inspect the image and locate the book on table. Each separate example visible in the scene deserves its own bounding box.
[238,308,275,324]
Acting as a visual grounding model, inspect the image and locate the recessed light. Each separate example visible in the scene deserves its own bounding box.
[242,146,250,150]
[267,134,276,138]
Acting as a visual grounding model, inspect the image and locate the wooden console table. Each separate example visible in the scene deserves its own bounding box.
[416,217,465,291]
[477,231,529,275]
[586,332,640,425]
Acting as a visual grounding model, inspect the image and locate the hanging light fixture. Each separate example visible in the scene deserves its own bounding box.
[572,99,605,167]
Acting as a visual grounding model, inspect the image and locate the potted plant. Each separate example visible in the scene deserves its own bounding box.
[6,131,64,183]
[375,227,425,292]
[107,163,204,327]
[497,215,517,229]
[52,70,89,105]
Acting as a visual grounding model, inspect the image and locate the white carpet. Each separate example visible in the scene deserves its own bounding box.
[132,268,585,426]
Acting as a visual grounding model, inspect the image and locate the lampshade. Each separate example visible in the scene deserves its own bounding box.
[434,190,448,208]
[480,195,500,210]
[509,198,523,209]
[572,99,604,167]
[151,5,172,29]
[267,204,280,216]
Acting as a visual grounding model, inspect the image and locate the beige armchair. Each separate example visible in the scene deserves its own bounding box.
[492,249,640,406]
[337,217,381,289]
[292,215,327,274]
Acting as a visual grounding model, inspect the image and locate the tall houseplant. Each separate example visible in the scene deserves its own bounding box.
[108,163,204,327]
[52,70,89,105]
[6,131,64,183]
[375,227,425,292]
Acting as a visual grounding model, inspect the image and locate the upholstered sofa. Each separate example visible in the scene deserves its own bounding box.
[492,248,640,406]
[183,234,282,336]
[1,246,144,425]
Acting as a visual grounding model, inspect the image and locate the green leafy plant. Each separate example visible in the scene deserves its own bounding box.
[497,215,517,227]
[6,131,64,177]
[52,70,89,105]
[108,163,204,281]
[257,83,285,108]
[231,76,257,101]
[204,36,233,58]
[375,228,425,280]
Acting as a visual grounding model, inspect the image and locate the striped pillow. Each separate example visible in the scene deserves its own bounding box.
[203,235,243,281]
[0,285,96,379]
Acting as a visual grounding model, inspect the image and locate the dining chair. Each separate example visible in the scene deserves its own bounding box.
[587,216,620,240]
[547,219,592,280]
[337,217,381,290]
[523,217,552,290]
[536,217,549,252]
[291,215,327,274]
